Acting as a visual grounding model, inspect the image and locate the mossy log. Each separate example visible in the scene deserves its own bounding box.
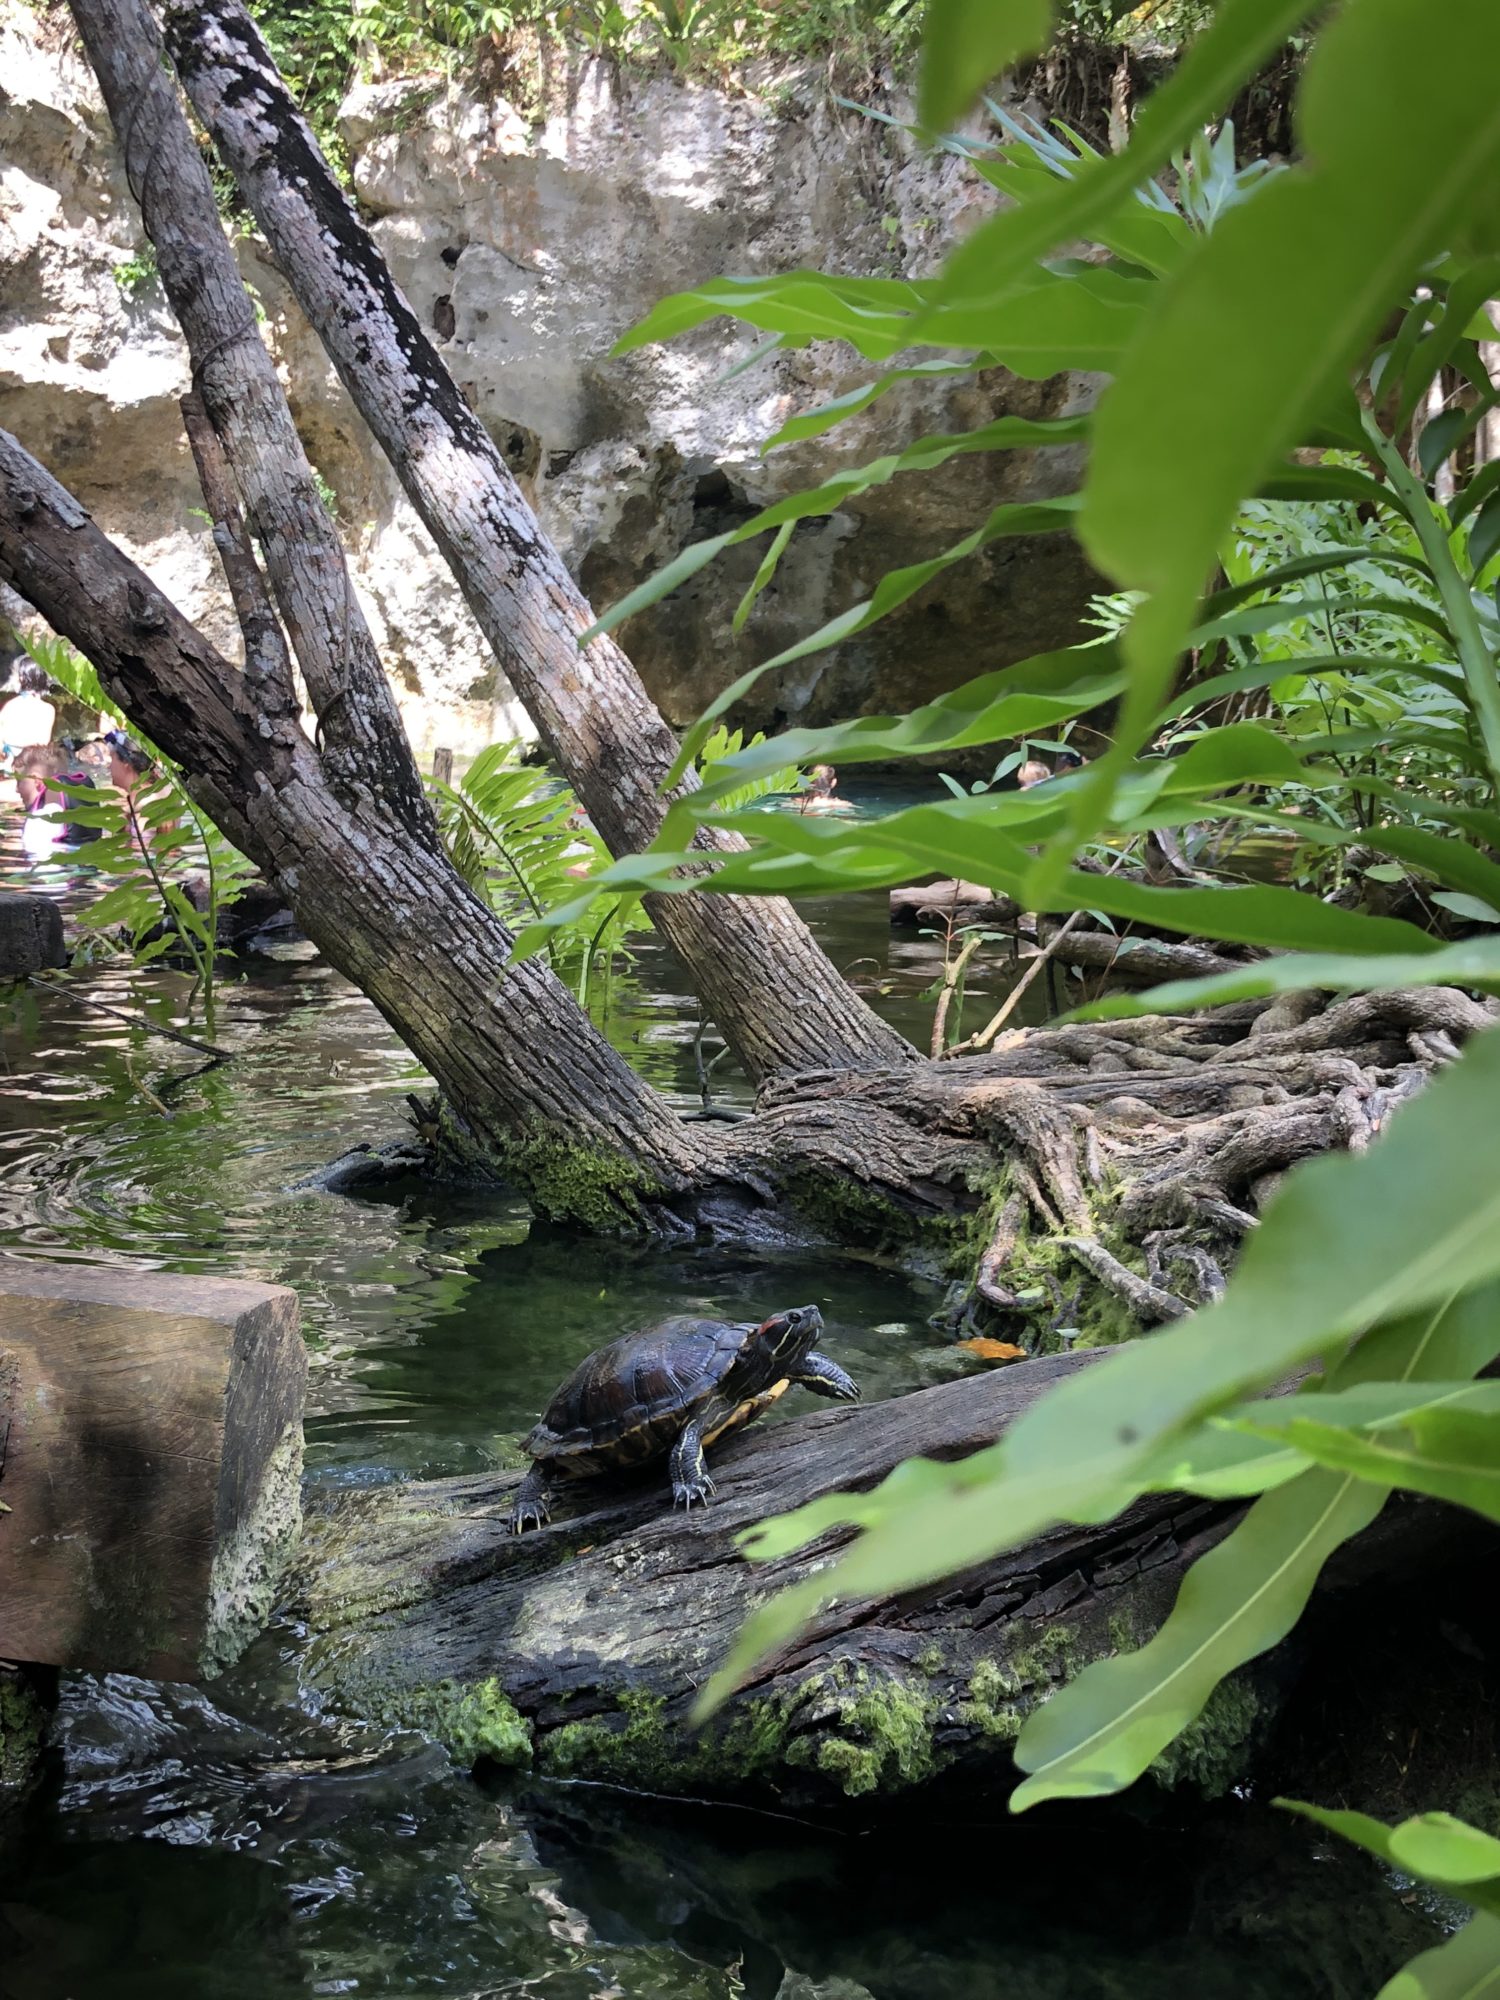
[290,1351,1475,1809]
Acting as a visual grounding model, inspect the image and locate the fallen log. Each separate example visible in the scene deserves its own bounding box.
[0,1261,306,1680]
[291,1350,1483,1809]
[887,880,1252,986]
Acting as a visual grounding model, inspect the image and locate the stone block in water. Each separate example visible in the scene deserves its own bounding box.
[0,1262,305,1679]
[0,893,65,976]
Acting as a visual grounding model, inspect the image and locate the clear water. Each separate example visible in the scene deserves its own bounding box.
[0,813,1440,1998]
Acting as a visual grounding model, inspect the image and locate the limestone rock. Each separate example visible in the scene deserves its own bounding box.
[1,13,1099,759]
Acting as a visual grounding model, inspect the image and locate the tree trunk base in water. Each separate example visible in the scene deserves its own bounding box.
[434,985,1488,1348]
[290,1351,1484,1808]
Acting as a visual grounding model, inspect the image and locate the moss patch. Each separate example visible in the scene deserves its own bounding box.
[795,1674,941,1798]
[539,1687,799,1791]
[1150,1673,1264,1799]
[958,1656,1027,1746]
[358,1676,533,1768]
[0,1668,47,1799]
[783,1167,918,1252]
[462,1121,654,1231]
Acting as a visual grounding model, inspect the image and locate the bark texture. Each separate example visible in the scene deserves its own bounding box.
[152,0,914,1084]
[71,0,433,837]
[0,428,710,1199]
[292,1349,1484,1807]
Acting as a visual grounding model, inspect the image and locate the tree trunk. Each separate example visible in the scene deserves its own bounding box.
[148,0,913,1084]
[70,0,435,840]
[0,429,711,1207]
[290,1350,1485,1807]
[6,434,1491,1277]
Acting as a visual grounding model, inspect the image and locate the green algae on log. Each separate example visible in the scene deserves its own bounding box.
[286,1352,1483,1808]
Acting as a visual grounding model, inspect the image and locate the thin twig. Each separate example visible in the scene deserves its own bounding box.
[945,853,1133,1057]
[930,931,983,1057]
[29,977,232,1060]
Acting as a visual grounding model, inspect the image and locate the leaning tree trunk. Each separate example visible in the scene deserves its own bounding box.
[68,0,434,845]
[133,0,912,1085]
[0,431,712,1211]
[4,424,1490,1270]
[291,1350,1490,1806]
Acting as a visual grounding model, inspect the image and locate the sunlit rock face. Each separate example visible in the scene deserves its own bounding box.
[0,8,1098,755]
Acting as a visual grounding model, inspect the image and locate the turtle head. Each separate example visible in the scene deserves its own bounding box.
[754,1303,824,1367]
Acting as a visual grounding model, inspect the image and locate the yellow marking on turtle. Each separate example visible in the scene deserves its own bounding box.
[703,1378,790,1447]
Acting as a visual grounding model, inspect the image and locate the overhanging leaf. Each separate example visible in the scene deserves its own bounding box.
[1374,1914,1500,1999]
[695,1038,1500,1715]
[1010,1465,1387,1806]
[1066,0,1500,902]
[918,0,1052,134]
[1242,1407,1500,1523]
[1070,936,1500,1021]
[909,0,1319,328]
[1279,1802,1500,1917]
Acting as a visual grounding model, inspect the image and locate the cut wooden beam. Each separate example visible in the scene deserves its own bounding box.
[0,1261,305,1679]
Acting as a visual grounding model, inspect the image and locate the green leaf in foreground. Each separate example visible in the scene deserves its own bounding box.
[1012,1466,1387,1807]
[914,0,1317,327]
[1071,937,1500,1022]
[693,1034,1500,1717]
[1279,1802,1500,1916]
[1149,1379,1500,1501]
[1008,1284,1500,1809]
[1055,0,1500,902]
[1242,1407,1500,1524]
[918,0,1051,134]
[1374,1914,1500,2000]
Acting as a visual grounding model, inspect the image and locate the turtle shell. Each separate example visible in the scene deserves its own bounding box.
[524,1313,762,1476]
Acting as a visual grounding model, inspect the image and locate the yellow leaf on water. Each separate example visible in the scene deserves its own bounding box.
[957,1337,1027,1363]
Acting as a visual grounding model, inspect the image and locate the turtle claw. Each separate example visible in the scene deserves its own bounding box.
[672,1473,716,1511]
[508,1498,550,1534]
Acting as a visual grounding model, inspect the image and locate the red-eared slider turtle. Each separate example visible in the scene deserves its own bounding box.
[508,1304,858,1532]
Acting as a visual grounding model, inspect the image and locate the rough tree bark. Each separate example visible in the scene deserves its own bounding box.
[72,0,435,841]
[0,429,711,1208]
[291,1350,1487,1806]
[5,432,1490,1304]
[135,0,912,1084]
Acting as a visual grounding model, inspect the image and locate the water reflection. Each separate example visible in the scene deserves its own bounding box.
[0,821,1434,2000]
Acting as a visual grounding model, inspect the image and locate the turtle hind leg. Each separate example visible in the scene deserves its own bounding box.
[508,1463,553,1534]
[668,1420,717,1511]
[793,1352,861,1402]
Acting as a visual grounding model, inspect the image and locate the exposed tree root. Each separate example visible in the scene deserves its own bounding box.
[716,984,1496,1341]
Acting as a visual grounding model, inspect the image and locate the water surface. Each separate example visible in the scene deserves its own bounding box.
[0,816,1443,1999]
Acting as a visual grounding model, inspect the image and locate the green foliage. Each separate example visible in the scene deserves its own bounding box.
[430,741,644,1016]
[25,636,257,1030]
[111,248,159,299]
[516,6,1500,1986]
[1278,1801,1500,1992]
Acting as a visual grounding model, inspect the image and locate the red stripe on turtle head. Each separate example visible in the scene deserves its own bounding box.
[754,1303,823,1364]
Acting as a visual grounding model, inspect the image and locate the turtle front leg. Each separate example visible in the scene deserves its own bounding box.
[792,1352,861,1402]
[508,1462,553,1534]
[668,1419,717,1511]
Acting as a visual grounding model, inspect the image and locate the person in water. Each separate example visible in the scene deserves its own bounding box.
[0,662,57,769]
[799,764,850,814]
[1016,747,1087,789]
[12,742,100,862]
[104,727,154,798]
